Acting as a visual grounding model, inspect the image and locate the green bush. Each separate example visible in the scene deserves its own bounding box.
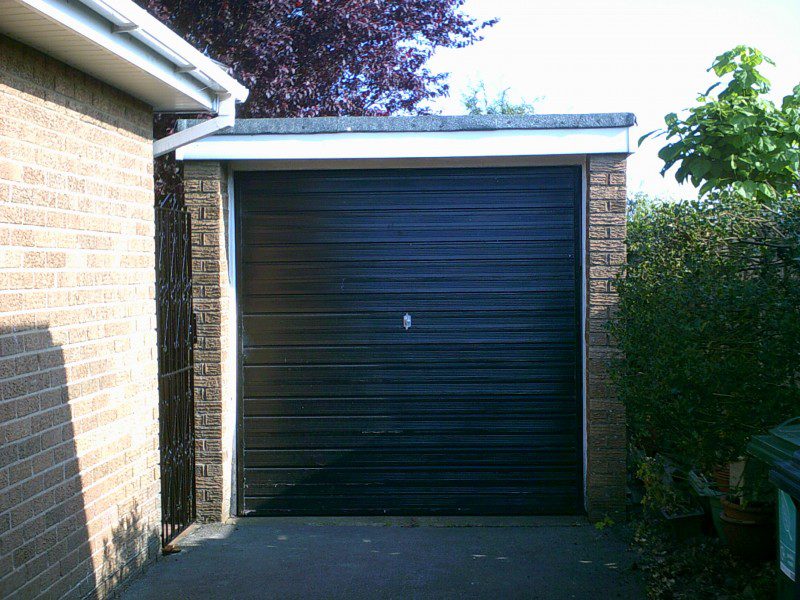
[613,194,800,473]
[615,46,800,480]
[636,455,695,516]
[633,517,777,599]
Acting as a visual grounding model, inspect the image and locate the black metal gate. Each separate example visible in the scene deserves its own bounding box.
[156,194,196,545]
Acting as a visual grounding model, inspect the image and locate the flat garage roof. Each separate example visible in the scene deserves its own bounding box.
[175,113,637,163]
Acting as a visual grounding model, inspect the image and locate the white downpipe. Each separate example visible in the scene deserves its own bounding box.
[153,97,237,158]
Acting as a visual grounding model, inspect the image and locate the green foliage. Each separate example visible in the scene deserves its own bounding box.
[623,48,798,589]
[593,515,615,530]
[640,45,800,201]
[636,455,695,516]
[613,193,800,473]
[617,47,800,482]
[738,457,775,506]
[633,518,776,599]
[626,191,655,220]
[461,81,538,115]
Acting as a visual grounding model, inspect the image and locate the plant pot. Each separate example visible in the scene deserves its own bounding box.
[661,507,705,542]
[721,498,773,524]
[713,465,731,494]
[719,513,775,561]
[708,496,727,543]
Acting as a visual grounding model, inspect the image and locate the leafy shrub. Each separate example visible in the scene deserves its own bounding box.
[642,46,800,202]
[461,81,538,115]
[615,47,800,478]
[613,194,800,473]
[633,518,776,599]
[636,455,695,516]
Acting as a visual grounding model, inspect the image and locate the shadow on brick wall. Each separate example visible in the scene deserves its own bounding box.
[0,325,158,599]
[96,500,159,598]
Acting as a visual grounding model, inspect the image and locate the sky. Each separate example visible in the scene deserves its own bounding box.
[426,0,800,200]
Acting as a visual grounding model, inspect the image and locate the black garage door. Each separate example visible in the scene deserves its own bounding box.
[236,166,582,516]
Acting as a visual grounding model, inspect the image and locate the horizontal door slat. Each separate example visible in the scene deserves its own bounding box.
[236,166,581,516]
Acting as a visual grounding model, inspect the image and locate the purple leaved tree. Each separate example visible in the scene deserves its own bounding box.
[137,0,495,195]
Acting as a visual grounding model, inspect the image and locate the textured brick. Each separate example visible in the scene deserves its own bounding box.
[0,34,159,600]
[585,154,628,521]
[183,162,235,523]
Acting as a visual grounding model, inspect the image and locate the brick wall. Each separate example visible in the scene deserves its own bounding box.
[183,157,629,521]
[0,35,160,598]
[183,162,235,522]
[585,154,628,520]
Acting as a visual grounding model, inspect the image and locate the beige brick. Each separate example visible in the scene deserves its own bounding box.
[585,155,627,521]
[183,161,234,523]
[0,33,159,600]
[0,159,23,182]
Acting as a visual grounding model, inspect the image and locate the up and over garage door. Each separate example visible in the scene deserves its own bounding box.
[235,166,583,515]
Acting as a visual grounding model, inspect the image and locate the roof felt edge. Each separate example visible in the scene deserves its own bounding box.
[177,113,637,136]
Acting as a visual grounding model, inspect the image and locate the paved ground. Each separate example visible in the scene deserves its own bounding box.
[121,517,643,600]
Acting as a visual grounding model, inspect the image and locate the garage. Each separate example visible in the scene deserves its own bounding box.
[237,166,581,515]
[175,113,633,520]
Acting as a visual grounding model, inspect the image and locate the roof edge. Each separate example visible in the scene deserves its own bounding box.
[7,0,247,109]
[177,113,636,135]
[74,0,249,104]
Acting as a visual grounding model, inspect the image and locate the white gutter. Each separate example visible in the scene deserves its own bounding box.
[154,97,237,158]
[73,0,249,156]
[76,0,248,104]
[6,0,249,156]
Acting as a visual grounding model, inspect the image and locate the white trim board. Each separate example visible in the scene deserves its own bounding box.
[225,168,238,518]
[175,127,632,162]
[2,0,247,112]
[580,158,589,512]
[226,154,586,172]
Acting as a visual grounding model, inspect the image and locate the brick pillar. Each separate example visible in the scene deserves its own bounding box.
[183,162,233,522]
[585,154,628,520]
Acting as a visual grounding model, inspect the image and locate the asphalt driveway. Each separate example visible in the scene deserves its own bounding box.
[121,517,643,600]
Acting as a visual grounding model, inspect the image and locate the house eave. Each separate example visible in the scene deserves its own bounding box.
[0,0,248,112]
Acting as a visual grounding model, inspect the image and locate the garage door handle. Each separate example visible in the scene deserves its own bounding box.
[403,313,411,330]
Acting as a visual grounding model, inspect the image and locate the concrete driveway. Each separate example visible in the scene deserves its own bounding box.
[121,517,643,600]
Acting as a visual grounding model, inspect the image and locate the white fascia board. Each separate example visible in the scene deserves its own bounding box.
[13,0,247,111]
[15,0,215,110]
[76,0,248,103]
[175,127,632,161]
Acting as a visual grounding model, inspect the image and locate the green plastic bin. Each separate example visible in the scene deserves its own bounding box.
[748,418,800,599]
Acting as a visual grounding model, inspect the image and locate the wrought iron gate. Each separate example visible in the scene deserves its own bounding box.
[156,194,196,546]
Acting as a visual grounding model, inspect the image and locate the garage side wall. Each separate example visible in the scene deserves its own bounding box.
[585,154,627,520]
[183,162,235,522]
[0,36,160,599]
